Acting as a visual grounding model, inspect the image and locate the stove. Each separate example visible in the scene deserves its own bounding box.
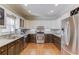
[36,32,45,44]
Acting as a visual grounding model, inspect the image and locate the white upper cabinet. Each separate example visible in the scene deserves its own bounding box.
[20,18,24,28]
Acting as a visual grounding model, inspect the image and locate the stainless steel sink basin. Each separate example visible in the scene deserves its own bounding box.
[0,35,19,39]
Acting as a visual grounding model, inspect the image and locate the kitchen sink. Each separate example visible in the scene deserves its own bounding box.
[0,35,19,39]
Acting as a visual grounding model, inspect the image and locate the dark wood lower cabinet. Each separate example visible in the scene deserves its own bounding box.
[0,34,61,55]
[27,34,61,50]
[7,41,16,55]
[25,36,29,48]
[15,39,21,55]
[45,34,61,50]
[0,50,7,55]
[28,34,36,43]
[53,35,61,50]
[0,36,29,55]
[45,34,54,43]
[0,45,8,55]
[8,45,16,55]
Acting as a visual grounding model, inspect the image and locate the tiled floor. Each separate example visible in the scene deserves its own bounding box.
[20,43,60,55]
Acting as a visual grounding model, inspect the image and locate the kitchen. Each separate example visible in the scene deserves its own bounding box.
[0,4,79,55]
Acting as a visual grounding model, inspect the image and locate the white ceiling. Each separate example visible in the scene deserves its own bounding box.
[25,4,79,20]
[2,4,79,20]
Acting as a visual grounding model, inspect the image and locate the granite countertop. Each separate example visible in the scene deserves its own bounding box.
[51,33,61,38]
[0,39,17,47]
[0,34,25,47]
[0,31,61,47]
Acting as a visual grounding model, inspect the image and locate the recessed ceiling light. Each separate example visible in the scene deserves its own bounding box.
[50,10,54,13]
[48,10,54,14]
[55,4,59,6]
[24,4,28,7]
[28,10,31,13]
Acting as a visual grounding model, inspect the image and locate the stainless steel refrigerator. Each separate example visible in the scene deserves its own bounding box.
[61,14,79,55]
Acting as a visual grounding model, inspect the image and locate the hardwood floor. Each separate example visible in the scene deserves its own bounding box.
[20,43,61,55]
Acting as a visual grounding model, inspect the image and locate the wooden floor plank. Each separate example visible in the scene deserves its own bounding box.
[20,43,61,55]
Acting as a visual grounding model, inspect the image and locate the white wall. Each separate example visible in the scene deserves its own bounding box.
[29,18,61,29]
[56,5,79,29]
[56,12,70,29]
[0,5,29,35]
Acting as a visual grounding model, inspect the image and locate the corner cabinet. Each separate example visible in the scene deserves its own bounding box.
[53,35,61,50]
[28,34,36,43]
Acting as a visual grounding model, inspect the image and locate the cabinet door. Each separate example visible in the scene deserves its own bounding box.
[49,34,53,43]
[19,39,22,52]
[45,34,48,43]
[52,35,55,43]
[7,41,16,55]
[15,39,23,54]
[32,34,36,43]
[20,19,24,27]
[0,45,8,55]
[54,36,61,50]
[45,34,53,43]
[29,34,36,43]
[19,37,25,52]
[25,37,29,48]
[0,50,7,55]
[15,42,20,55]
[8,45,16,55]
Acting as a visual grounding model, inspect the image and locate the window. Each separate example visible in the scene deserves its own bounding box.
[6,17,15,32]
